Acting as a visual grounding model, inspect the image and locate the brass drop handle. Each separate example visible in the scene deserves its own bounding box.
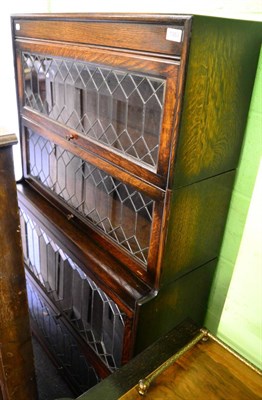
[137,328,209,396]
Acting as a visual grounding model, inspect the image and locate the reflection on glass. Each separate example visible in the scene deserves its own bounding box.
[23,53,166,167]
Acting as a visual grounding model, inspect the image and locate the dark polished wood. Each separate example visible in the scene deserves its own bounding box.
[172,16,262,187]
[0,130,37,400]
[161,170,236,286]
[134,258,217,354]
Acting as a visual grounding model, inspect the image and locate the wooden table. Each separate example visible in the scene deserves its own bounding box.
[75,320,261,400]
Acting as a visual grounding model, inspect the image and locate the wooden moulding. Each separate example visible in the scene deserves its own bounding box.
[0,129,17,147]
[12,14,192,58]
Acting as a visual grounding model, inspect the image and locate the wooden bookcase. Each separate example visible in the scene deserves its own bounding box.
[11,13,261,395]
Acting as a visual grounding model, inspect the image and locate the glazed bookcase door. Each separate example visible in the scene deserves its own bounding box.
[21,122,165,284]
[16,40,180,188]
[26,274,101,394]
[18,201,136,389]
[23,52,165,169]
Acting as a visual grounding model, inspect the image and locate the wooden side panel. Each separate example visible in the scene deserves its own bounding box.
[161,171,235,286]
[0,141,37,400]
[134,259,217,354]
[173,17,262,187]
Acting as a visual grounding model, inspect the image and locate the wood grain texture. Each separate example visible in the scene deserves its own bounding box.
[160,171,235,286]
[0,141,37,400]
[173,17,262,187]
[16,38,178,76]
[13,18,190,57]
[75,321,262,400]
[120,337,262,400]
[134,259,217,354]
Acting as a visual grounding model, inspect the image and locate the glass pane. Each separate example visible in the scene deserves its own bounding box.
[26,277,100,392]
[26,129,154,265]
[23,52,166,168]
[21,208,126,370]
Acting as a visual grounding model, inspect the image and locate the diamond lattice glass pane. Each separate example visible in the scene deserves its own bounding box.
[26,278,100,392]
[26,129,154,265]
[21,208,126,370]
[23,52,166,167]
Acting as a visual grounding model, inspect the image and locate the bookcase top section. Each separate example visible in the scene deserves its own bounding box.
[12,14,192,58]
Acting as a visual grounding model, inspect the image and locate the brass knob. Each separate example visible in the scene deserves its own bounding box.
[66,134,75,141]
[137,379,150,396]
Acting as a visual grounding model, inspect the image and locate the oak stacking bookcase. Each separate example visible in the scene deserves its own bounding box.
[11,13,261,395]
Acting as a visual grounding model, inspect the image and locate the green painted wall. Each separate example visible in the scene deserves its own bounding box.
[205,47,262,368]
